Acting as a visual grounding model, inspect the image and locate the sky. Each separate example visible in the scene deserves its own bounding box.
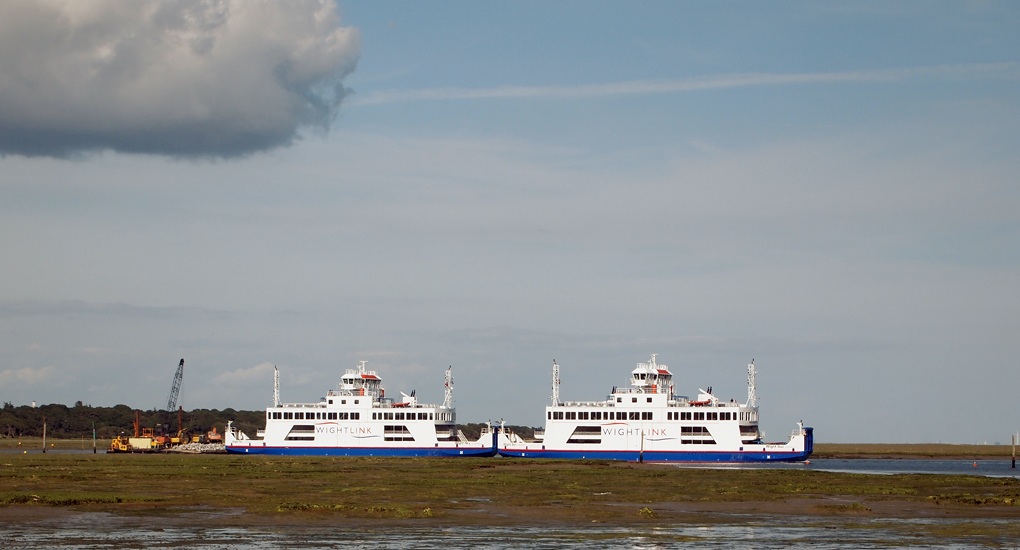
[1,0,1018,444]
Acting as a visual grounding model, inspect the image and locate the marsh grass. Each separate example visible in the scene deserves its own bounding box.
[813,443,1015,458]
[1,453,1019,520]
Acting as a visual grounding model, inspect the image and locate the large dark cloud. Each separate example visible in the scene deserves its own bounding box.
[0,0,360,158]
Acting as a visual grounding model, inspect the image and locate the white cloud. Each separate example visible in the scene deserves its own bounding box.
[0,0,361,157]
[0,365,57,385]
[349,63,1020,106]
[212,361,275,384]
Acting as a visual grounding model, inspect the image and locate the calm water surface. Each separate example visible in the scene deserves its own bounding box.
[1,516,1015,549]
[677,458,1020,478]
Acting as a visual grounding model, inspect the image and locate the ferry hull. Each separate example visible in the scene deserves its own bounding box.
[227,432,499,457]
[499,427,812,463]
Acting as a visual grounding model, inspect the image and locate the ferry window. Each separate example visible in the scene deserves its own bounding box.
[594,411,601,420]
[647,398,652,403]
[548,412,551,420]
[266,412,270,420]
[353,413,360,420]
[283,412,292,420]
[642,412,652,420]
[372,413,377,420]
[617,397,622,403]
[328,400,333,405]
[295,412,303,420]
[618,412,626,420]
[386,412,394,420]
[429,413,433,420]
[580,411,589,420]
[396,412,404,420]
[628,412,638,420]
[354,400,359,404]
[668,412,673,420]
[342,400,346,404]
[631,398,637,403]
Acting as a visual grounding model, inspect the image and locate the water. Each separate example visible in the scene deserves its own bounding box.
[1,518,1015,549]
[675,458,1020,478]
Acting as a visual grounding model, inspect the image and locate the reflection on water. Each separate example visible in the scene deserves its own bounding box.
[0,517,1014,549]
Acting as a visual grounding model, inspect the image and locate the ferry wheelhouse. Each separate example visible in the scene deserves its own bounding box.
[498,355,812,462]
[226,362,497,457]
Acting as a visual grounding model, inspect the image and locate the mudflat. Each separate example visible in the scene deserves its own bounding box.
[1,450,1018,530]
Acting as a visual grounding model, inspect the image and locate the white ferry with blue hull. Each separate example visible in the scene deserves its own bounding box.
[225,362,497,457]
[498,355,812,462]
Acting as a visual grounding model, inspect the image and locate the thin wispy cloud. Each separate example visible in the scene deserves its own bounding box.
[349,63,1019,107]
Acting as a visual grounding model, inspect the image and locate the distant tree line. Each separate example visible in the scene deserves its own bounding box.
[1,402,538,441]
[0,402,264,440]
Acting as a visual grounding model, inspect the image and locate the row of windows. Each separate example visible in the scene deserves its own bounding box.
[270,411,361,420]
[373,412,434,421]
[327,399,360,405]
[550,409,748,422]
[618,397,654,403]
[383,424,415,441]
[550,411,654,421]
[667,411,736,421]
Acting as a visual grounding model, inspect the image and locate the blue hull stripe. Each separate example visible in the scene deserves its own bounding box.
[496,449,810,462]
[227,446,497,457]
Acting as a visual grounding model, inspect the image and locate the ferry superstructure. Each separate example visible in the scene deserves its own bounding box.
[225,362,497,457]
[498,355,812,462]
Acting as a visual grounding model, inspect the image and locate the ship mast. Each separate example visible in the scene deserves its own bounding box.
[273,366,280,407]
[442,366,454,409]
[551,360,560,406]
[746,360,757,408]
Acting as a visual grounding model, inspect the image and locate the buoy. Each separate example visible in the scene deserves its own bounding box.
[805,460,811,465]
[973,462,978,467]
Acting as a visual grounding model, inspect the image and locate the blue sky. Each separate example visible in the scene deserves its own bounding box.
[1,1,1018,443]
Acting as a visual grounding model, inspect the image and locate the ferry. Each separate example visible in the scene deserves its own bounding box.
[498,355,812,462]
[225,362,497,457]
